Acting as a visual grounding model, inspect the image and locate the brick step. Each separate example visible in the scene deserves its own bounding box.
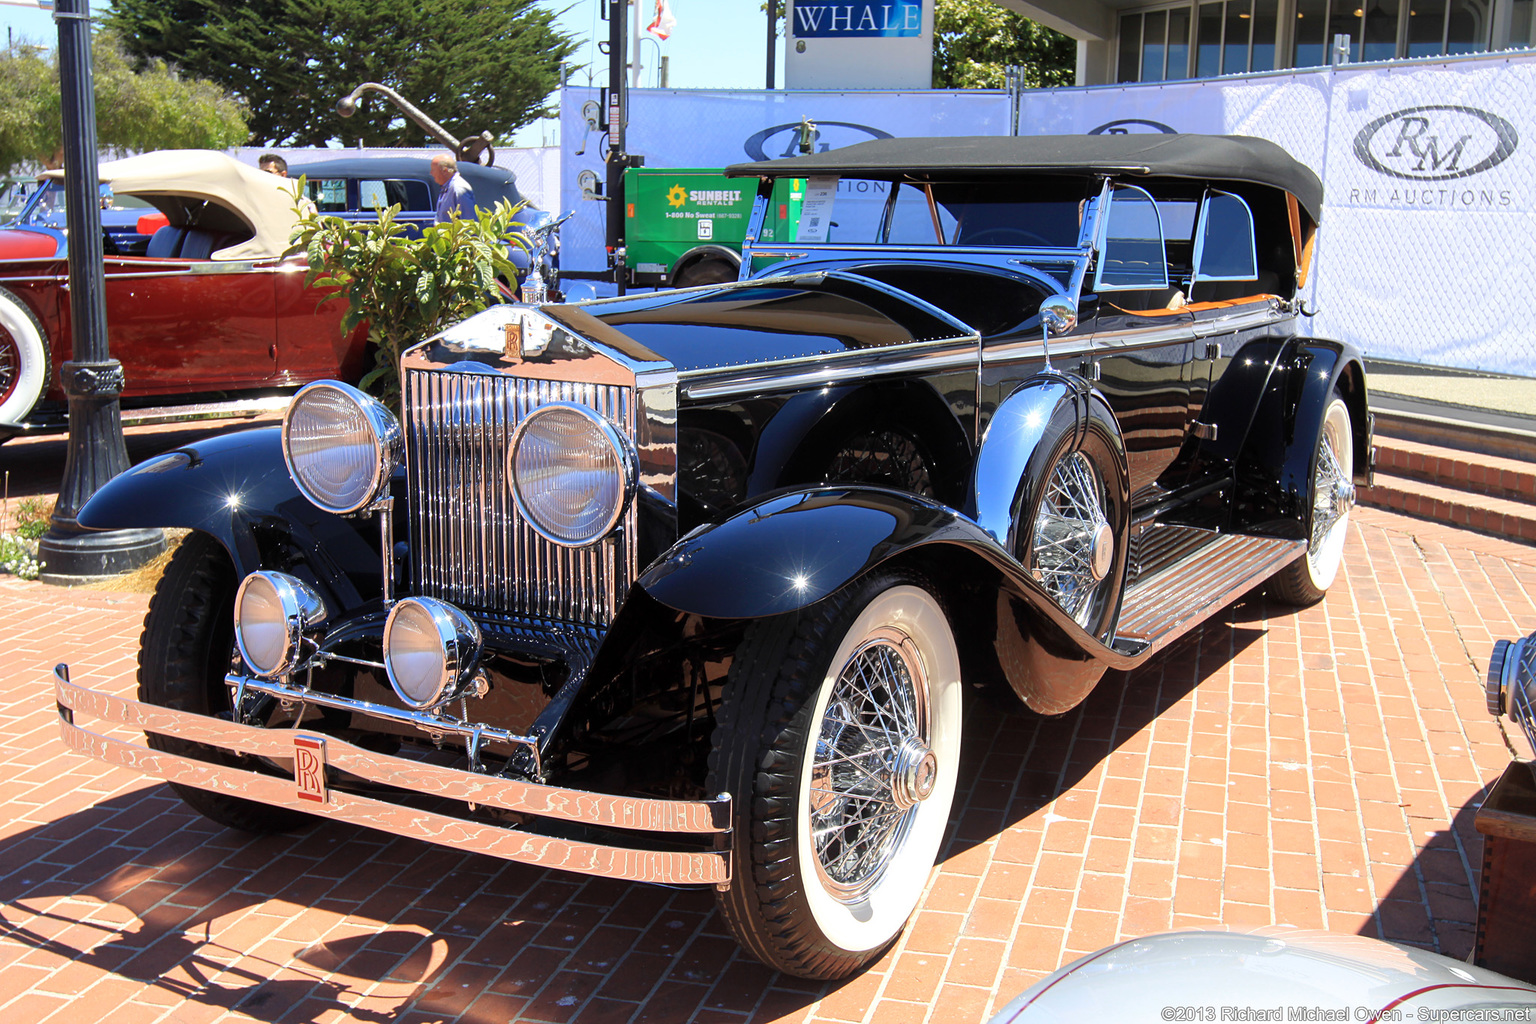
[1358,472,1536,545]
[1373,436,1536,503]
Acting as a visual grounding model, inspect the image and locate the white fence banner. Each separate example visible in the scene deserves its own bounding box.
[557,52,1536,375]
[558,86,1011,280]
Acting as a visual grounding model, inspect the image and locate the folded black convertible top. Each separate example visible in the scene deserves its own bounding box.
[724,134,1323,222]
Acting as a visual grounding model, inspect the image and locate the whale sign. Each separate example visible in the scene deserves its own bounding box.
[786,0,935,89]
[791,1,923,37]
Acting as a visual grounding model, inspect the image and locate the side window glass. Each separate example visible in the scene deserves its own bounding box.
[1191,189,1257,282]
[306,178,347,213]
[359,179,432,212]
[358,180,390,211]
[1093,183,1169,292]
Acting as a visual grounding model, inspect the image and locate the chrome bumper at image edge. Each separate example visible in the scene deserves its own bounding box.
[52,665,732,888]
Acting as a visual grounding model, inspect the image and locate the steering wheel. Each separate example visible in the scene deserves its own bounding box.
[964,227,1052,248]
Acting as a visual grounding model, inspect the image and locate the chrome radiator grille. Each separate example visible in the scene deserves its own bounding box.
[404,368,636,628]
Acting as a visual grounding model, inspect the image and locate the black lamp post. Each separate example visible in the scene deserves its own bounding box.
[36,0,164,583]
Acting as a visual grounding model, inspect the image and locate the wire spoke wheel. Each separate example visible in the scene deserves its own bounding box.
[0,286,47,425]
[1307,401,1354,584]
[1272,393,1354,605]
[824,429,934,496]
[0,327,18,408]
[809,629,933,902]
[710,572,961,979]
[1030,450,1115,629]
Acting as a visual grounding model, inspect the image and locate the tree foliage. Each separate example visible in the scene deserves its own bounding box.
[291,196,529,409]
[932,0,1075,89]
[108,0,579,148]
[0,30,247,173]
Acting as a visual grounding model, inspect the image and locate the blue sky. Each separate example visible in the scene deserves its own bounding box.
[1,1,787,146]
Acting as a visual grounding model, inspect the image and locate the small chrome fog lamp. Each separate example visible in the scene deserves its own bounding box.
[1489,634,1536,753]
[234,571,329,678]
[383,597,484,711]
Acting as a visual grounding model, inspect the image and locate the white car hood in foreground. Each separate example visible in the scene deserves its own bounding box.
[991,930,1536,1022]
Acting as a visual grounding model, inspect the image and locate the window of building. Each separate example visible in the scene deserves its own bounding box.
[1129,0,1279,80]
[1121,0,1499,82]
[1119,4,1196,80]
[1294,0,1490,65]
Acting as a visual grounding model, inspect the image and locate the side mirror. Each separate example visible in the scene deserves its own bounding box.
[1041,293,1078,338]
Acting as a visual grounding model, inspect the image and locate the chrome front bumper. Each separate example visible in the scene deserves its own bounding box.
[53,665,732,888]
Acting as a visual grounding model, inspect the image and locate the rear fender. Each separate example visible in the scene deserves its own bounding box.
[77,426,382,609]
[1230,338,1368,536]
[636,484,1122,714]
[968,369,1129,554]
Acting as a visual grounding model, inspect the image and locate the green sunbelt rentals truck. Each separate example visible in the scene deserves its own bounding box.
[623,167,804,288]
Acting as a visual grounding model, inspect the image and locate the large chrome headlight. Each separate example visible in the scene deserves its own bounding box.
[508,402,636,547]
[383,597,483,711]
[234,571,328,679]
[283,381,402,514]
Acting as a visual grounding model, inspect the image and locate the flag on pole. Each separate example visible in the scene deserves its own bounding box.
[646,0,675,40]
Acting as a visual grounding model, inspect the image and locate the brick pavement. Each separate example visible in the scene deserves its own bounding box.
[2,502,1534,1023]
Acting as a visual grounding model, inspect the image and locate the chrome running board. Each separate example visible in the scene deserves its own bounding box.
[1113,530,1306,658]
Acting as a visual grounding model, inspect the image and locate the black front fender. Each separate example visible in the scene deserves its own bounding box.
[78,427,382,608]
[636,485,1137,714]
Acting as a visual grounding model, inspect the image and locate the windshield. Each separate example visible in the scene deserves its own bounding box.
[19,181,153,229]
[784,177,1090,248]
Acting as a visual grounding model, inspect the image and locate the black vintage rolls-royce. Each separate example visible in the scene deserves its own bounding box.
[56,134,1370,979]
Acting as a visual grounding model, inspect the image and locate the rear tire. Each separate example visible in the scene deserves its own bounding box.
[673,258,737,288]
[0,287,48,426]
[710,570,962,979]
[138,532,310,833]
[1271,393,1354,605]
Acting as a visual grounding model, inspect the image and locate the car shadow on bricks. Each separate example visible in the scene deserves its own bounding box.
[1365,775,1493,960]
[939,612,1268,866]
[0,787,835,1022]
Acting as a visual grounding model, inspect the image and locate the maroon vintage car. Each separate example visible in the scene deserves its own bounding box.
[0,150,367,437]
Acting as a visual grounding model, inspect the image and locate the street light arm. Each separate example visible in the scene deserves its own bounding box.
[336,83,495,166]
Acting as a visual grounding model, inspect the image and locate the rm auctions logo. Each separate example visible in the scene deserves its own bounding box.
[1352,105,1519,181]
[742,121,893,160]
[1089,118,1177,135]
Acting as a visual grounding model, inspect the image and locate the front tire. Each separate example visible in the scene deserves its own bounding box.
[1271,393,1354,605]
[710,570,962,979]
[0,286,48,426]
[139,532,309,833]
